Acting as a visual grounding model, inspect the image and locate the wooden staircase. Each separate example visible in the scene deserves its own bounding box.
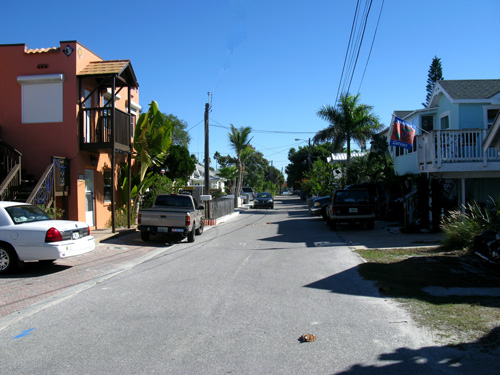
[0,137,24,202]
[1,138,69,206]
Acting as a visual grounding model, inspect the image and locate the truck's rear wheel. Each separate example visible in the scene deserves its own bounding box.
[141,231,151,241]
[196,221,204,235]
[187,227,195,242]
[329,220,338,231]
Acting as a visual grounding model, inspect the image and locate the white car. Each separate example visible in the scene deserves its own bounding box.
[0,201,95,274]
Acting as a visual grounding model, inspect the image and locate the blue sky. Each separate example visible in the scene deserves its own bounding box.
[2,0,500,177]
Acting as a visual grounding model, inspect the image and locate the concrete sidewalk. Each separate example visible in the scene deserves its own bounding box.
[337,220,444,250]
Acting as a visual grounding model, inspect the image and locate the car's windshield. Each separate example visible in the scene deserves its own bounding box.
[5,205,51,224]
[242,188,253,192]
[256,193,271,198]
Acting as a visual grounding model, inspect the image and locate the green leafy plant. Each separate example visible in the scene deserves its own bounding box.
[440,198,500,251]
[107,204,135,228]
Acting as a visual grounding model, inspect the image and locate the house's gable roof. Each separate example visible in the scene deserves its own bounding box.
[393,111,414,120]
[439,79,500,100]
[429,79,500,107]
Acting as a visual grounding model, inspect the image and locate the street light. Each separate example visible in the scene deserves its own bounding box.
[295,138,311,169]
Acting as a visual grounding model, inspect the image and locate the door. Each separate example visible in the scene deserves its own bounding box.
[85,169,95,227]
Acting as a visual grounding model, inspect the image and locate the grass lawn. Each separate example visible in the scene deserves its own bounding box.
[355,246,500,348]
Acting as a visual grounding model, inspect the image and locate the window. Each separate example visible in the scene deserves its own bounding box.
[440,115,450,129]
[17,74,64,123]
[103,170,112,203]
[126,100,141,135]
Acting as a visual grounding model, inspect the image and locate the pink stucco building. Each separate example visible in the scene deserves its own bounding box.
[0,41,140,230]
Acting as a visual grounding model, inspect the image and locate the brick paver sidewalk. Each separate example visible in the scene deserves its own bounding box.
[0,232,153,320]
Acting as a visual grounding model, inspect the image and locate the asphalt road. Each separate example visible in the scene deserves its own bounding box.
[0,195,486,374]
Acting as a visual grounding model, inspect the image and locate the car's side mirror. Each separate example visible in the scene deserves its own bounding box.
[198,205,205,210]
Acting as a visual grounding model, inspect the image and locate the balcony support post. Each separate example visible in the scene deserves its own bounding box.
[111,76,116,233]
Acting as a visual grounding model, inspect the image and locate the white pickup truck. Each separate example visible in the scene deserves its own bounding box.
[137,194,205,242]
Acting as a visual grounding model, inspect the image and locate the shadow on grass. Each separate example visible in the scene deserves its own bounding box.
[356,253,500,307]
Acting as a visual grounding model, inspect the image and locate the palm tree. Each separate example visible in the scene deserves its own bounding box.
[217,165,238,195]
[315,93,381,163]
[228,124,252,199]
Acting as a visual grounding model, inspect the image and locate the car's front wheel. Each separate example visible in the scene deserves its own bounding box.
[321,207,328,221]
[0,245,18,274]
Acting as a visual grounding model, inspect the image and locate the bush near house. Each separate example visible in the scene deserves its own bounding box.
[440,199,500,251]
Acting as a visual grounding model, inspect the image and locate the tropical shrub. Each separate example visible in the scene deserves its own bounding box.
[440,199,500,251]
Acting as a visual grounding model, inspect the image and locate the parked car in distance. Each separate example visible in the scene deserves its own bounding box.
[253,192,274,209]
[241,187,255,201]
[326,189,376,230]
[138,193,204,243]
[0,201,95,274]
[308,196,330,220]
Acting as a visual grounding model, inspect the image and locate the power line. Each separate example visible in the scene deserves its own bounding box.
[347,0,373,94]
[208,121,316,135]
[335,0,376,102]
[358,0,384,93]
[336,0,360,104]
[186,119,204,132]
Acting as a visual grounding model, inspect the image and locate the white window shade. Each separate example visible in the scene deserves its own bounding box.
[17,74,64,123]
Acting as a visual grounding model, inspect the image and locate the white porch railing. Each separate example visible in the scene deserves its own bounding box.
[417,129,500,171]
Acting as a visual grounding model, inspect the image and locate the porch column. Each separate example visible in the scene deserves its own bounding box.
[111,76,116,233]
[461,178,466,214]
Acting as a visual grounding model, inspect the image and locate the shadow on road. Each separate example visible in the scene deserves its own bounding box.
[336,327,500,374]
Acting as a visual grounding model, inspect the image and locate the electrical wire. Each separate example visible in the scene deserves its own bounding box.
[335,0,376,102]
[358,0,384,94]
[335,0,360,105]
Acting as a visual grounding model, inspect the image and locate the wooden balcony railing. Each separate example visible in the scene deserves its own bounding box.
[80,108,132,152]
[417,129,500,172]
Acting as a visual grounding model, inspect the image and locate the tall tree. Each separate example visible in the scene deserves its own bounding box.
[286,143,332,190]
[315,93,381,163]
[423,56,443,107]
[153,144,196,181]
[228,124,253,199]
[161,113,191,148]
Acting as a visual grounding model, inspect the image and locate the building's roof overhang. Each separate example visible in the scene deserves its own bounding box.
[78,60,139,88]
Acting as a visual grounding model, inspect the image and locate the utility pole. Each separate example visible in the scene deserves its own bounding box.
[204,93,211,195]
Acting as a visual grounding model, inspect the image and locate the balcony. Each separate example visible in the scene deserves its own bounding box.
[417,129,500,174]
[80,107,132,153]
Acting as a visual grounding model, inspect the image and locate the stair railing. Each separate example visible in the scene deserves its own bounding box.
[27,157,70,207]
[0,138,22,201]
